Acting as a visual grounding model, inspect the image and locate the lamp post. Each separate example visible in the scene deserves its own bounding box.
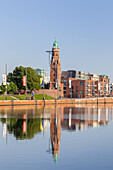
[26,67,27,100]
[43,69,45,100]
[46,50,52,89]
[57,64,59,99]
[6,64,7,100]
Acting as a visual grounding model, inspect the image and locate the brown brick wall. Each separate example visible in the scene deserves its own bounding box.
[35,89,62,98]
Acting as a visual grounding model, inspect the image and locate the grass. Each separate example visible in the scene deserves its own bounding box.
[0,95,15,100]
[0,94,55,100]
[14,94,55,100]
[14,95,28,100]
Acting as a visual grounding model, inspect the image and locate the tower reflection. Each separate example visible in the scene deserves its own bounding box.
[50,107,61,163]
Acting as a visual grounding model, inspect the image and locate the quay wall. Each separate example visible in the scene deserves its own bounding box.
[0,97,113,106]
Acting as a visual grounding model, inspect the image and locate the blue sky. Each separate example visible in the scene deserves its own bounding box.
[0,0,113,82]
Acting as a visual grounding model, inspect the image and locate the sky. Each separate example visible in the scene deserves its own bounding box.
[0,0,113,82]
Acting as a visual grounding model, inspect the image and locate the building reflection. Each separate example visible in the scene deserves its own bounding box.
[61,107,110,131]
[50,107,61,163]
[0,106,113,162]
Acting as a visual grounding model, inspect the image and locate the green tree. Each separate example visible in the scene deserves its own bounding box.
[0,84,6,94]
[7,66,41,91]
[7,66,26,90]
[10,81,17,93]
[7,73,13,82]
[27,67,41,91]
[44,83,50,89]
[0,83,11,94]
[7,84,11,94]
[1,118,42,140]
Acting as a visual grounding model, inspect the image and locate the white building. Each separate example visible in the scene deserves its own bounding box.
[35,68,50,84]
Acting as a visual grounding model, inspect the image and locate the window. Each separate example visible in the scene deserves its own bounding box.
[64,79,67,82]
[80,82,84,85]
[80,90,83,94]
[76,86,78,92]
[63,87,66,90]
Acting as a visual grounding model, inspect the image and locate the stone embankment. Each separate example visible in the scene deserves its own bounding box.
[0,97,113,106]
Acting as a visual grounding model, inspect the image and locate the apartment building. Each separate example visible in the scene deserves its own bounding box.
[61,70,88,80]
[61,70,110,98]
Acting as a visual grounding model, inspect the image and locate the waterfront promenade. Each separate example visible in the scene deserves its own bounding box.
[0,97,113,106]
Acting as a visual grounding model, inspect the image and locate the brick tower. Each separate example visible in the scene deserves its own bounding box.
[50,41,61,90]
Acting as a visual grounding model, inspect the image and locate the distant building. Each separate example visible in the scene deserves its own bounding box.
[61,70,110,98]
[62,70,88,80]
[35,68,50,84]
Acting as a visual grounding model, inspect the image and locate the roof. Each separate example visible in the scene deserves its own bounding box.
[53,40,59,49]
[53,154,59,163]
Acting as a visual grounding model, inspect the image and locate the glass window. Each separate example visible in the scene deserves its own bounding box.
[64,79,67,82]
[63,87,66,90]
[80,82,84,85]
[76,86,78,92]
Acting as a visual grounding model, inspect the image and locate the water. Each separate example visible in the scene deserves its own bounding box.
[0,105,113,170]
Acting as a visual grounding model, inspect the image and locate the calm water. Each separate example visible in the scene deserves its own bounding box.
[0,105,113,170]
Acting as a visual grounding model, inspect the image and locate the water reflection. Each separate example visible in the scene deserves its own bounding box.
[50,107,61,163]
[0,106,113,162]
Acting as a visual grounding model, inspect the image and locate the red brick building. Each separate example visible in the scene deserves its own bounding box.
[50,41,63,97]
[61,70,110,98]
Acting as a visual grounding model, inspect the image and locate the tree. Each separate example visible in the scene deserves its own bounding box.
[27,67,41,91]
[7,73,13,82]
[10,81,17,93]
[1,118,42,140]
[7,84,11,94]
[7,66,26,90]
[0,83,11,94]
[44,83,50,89]
[7,66,41,91]
[0,84,6,94]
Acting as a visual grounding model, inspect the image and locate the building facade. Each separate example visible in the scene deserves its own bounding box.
[35,68,50,84]
[61,70,110,98]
